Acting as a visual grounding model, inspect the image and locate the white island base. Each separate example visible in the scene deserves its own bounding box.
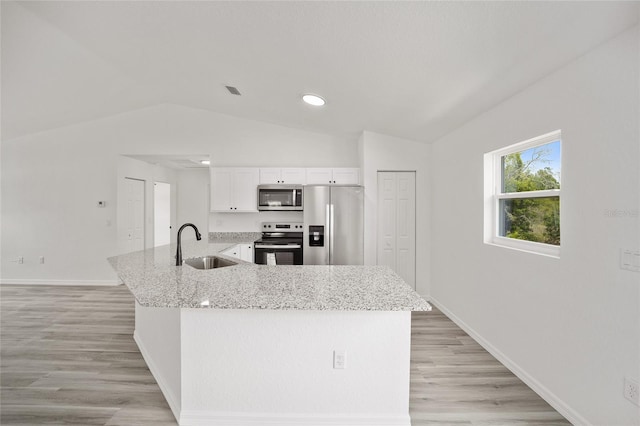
[134,302,413,426]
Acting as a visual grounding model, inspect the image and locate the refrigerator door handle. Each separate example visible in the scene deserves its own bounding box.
[329,203,335,265]
[325,203,331,265]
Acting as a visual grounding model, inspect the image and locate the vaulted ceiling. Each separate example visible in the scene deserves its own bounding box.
[2,1,638,142]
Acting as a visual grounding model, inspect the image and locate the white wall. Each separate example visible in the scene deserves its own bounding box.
[1,104,358,283]
[430,26,639,426]
[210,211,303,233]
[176,168,209,240]
[359,131,431,296]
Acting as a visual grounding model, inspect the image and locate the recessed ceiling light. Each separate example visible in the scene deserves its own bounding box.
[200,160,210,165]
[302,94,325,106]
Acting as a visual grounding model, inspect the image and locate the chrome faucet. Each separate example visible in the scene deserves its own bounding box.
[176,223,202,266]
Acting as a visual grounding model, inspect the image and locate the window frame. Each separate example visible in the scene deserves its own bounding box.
[484,130,561,258]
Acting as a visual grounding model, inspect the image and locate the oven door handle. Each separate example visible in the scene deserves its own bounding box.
[254,244,302,249]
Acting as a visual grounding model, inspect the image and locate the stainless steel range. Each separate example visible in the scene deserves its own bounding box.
[253,222,303,265]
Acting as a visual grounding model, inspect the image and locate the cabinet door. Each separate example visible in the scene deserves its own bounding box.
[239,243,254,263]
[210,168,234,211]
[221,245,240,259]
[306,168,333,184]
[259,168,282,184]
[280,168,306,184]
[233,168,259,211]
[333,168,360,185]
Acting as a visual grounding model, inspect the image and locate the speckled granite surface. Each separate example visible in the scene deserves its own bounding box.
[108,239,431,311]
[208,232,262,243]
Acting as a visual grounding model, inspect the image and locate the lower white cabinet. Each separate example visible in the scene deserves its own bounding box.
[221,244,254,263]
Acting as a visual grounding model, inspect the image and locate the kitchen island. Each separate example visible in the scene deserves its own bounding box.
[109,238,430,426]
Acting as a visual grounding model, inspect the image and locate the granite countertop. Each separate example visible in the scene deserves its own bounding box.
[108,237,431,312]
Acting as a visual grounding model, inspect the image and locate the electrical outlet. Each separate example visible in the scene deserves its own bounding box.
[39,256,45,264]
[620,249,640,272]
[17,256,23,264]
[624,377,639,406]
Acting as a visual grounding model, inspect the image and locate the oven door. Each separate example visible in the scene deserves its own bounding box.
[257,186,303,211]
[254,244,303,265]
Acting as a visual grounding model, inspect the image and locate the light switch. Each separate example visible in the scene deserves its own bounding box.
[333,350,346,369]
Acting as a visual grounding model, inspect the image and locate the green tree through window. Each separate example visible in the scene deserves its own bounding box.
[500,143,560,245]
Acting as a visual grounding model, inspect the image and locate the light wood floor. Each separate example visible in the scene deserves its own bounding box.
[1,285,570,425]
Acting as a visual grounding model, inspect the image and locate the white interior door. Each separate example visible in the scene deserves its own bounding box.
[154,181,171,247]
[125,178,145,253]
[377,172,416,288]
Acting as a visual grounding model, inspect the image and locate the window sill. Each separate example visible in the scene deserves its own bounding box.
[485,237,560,259]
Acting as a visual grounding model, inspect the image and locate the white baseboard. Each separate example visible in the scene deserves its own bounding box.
[133,330,182,422]
[427,296,590,426]
[179,411,411,426]
[0,278,122,286]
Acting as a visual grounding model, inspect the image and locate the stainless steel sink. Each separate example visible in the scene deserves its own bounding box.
[184,256,237,270]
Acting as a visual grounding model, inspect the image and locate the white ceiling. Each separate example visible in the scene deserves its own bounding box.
[2,1,638,142]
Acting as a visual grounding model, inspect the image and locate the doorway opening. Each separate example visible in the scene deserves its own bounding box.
[154,182,171,247]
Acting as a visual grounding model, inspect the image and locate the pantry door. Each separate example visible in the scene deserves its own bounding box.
[377,171,416,288]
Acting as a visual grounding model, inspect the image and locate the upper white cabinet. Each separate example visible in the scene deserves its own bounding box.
[306,168,360,185]
[210,168,259,212]
[259,168,306,185]
[332,168,360,184]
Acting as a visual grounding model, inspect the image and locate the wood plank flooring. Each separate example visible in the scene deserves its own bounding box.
[1,285,570,425]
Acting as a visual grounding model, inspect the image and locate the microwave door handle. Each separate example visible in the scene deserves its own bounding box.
[293,189,296,208]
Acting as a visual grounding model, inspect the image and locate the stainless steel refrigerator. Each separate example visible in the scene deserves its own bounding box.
[303,185,364,265]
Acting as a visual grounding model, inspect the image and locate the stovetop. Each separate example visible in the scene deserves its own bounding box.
[256,222,303,245]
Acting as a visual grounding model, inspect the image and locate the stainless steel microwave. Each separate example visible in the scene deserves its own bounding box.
[257,185,303,211]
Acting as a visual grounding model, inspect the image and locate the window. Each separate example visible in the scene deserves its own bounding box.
[484,130,561,257]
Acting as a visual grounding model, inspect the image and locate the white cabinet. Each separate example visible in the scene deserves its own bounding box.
[221,243,254,263]
[305,168,333,185]
[239,244,254,263]
[259,168,306,184]
[332,168,360,184]
[210,168,259,212]
[306,168,360,185]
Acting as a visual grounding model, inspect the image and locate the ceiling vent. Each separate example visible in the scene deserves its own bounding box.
[225,85,241,96]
